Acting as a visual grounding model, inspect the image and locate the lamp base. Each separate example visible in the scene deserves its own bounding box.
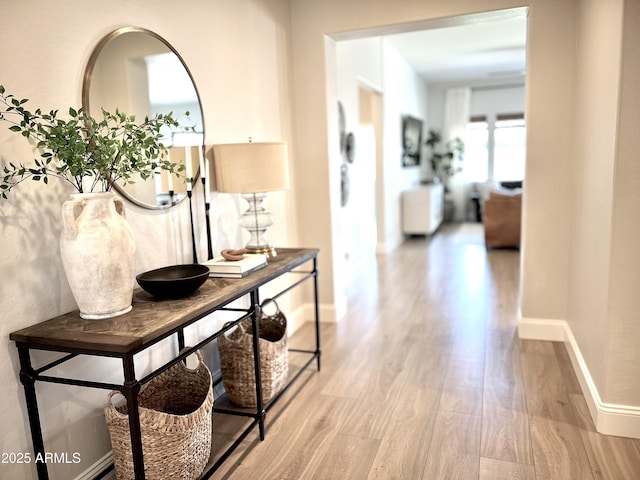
[246,244,278,258]
[240,192,279,259]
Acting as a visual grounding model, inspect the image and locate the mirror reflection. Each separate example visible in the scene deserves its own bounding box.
[83,27,204,209]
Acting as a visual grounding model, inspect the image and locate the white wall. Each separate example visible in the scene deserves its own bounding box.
[567,0,621,404]
[380,40,429,251]
[335,38,382,282]
[564,0,640,415]
[518,0,575,323]
[469,85,526,119]
[0,1,298,479]
[606,0,640,406]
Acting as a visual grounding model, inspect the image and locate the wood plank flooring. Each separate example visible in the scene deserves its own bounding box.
[211,223,640,479]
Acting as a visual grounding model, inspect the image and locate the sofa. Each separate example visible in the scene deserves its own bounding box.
[477,182,522,248]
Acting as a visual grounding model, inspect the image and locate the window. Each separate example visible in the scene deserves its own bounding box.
[494,114,526,181]
[464,116,489,182]
[463,112,525,182]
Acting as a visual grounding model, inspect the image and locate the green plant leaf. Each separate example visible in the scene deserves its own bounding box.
[1,86,192,198]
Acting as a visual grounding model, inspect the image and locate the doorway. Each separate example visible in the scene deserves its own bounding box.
[329,8,529,321]
[339,85,382,283]
[358,86,384,255]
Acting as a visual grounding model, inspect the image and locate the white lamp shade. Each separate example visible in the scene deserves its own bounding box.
[213,142,290,193]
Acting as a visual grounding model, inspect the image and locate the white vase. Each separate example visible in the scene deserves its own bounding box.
[60,192,136,320]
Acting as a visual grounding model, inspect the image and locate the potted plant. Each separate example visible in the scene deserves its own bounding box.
[0,85,188,319]
[424,128,465,191]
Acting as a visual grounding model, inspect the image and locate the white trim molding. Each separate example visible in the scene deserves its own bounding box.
[288,302,339,335]
[518,315,640,439]
[517,316,568,341]
[74,451,115,480]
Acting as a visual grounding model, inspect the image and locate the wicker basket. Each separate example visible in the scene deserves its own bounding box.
[105,350,214,480]
[218,299,288,407]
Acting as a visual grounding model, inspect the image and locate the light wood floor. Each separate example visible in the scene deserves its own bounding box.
[212,223,640,479]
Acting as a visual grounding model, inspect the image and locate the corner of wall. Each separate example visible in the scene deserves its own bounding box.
[518,313,640,439]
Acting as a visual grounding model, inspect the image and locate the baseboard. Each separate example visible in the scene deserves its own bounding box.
[74,451,115,480]
[289,302,339,335]
[562,325,640,439]
[518,315,640,439]
[517,316,568,341]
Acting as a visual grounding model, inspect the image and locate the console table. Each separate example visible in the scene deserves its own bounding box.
[10,248,320,480]
[402,183,444,235]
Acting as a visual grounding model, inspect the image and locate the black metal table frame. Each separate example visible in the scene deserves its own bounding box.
[13,256,320,480]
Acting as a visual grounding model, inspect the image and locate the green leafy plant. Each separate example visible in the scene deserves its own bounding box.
[425,128,465,189]
[0,85,188,199]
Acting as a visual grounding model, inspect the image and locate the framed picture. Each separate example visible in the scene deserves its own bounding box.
[401,115,423,167]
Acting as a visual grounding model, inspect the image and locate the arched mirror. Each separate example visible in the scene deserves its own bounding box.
[83,27,204,209]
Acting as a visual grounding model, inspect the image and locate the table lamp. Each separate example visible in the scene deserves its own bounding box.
[213,141,290,258]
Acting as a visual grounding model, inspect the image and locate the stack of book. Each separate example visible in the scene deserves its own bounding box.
[202,254,267,278]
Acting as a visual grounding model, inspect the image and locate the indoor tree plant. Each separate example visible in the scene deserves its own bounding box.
[424,128,465,191]
[0,85,188,319]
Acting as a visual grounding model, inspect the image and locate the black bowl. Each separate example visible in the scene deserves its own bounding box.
[136,264,210,299]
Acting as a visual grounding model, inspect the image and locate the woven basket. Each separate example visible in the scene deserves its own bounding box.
[218,299,288,407]
[105,350,214,480]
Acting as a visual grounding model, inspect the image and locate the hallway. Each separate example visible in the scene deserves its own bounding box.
[213,223,640,479]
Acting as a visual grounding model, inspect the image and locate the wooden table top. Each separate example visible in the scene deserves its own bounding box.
[10,248,318,356]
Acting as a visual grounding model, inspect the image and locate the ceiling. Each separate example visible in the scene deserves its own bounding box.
[383,16,528,84]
